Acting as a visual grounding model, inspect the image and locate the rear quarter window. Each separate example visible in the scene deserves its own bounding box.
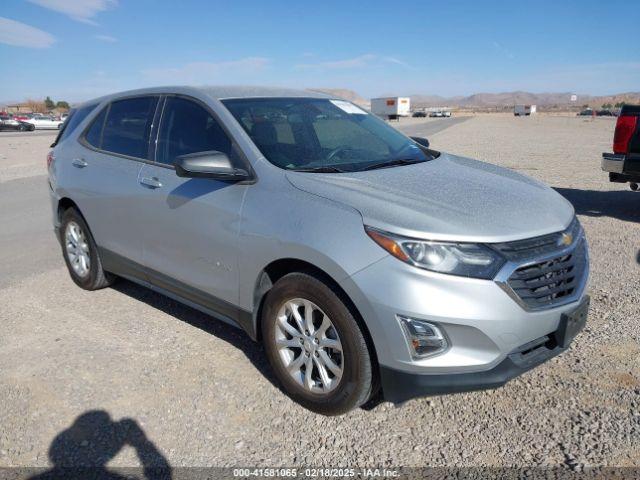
[54,103,97,145]
[84,107,108,149]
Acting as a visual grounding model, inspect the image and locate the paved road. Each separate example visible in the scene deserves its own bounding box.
[0,174,60,288]
[0,130,59,138]
[395,116,470,138]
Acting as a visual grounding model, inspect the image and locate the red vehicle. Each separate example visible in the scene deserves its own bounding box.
[601,105,640,190]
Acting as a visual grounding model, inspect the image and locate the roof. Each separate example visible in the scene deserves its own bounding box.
[79,85,334,108]
[200,85,332,100]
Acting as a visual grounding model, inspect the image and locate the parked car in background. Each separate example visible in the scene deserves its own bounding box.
[0,114,35,131]
[13,114,31,122]
[578,109,594,116]
[596,110,615,117]
[48,86,590,415]
[602,104,640,191]
[27,115,64,130]
[429,111,443,117]
[412,111,427,118]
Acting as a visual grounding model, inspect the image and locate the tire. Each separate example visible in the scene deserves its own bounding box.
[60,207,115,290]
[261,272,374,415]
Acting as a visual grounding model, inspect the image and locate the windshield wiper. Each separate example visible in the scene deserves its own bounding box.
[361,158,425,171]
[291,166,346,173]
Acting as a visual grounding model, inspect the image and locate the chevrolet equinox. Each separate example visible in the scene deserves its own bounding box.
[48,86,590,415]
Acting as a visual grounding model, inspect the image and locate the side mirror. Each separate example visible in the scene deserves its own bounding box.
[410,136,430,148]
[175,151,250,181]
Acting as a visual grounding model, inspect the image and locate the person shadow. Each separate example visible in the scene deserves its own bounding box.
[29,410,171,480]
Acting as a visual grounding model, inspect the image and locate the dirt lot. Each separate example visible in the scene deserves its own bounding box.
[0,115,638,472]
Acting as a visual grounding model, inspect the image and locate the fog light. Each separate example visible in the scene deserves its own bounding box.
[398,316,448,358]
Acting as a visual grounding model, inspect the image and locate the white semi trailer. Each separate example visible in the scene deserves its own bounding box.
[514,104,537,116]
[371,97,411,120]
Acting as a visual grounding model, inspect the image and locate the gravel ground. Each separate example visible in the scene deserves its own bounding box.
[0,115,638,472]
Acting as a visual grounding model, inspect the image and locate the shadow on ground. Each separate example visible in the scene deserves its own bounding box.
[555,187,640,223]
[111,280,386,412]
[111,280,278,387]
[29,410,171,480]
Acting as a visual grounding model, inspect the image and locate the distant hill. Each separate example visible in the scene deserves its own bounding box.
[409,91,640,108]
[305,89,640,110]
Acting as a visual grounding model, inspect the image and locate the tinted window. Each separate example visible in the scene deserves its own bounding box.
[156,97,235,165]
[54,103,97,145]
[222,98,430,172]
[102,96,158,159]
[84,107,108,148]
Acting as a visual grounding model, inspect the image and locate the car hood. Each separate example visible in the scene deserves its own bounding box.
[285,153,575,242]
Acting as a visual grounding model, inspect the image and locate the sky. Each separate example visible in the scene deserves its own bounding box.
[1,0,639,103]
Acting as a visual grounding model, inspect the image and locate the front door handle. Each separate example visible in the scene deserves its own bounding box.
[140,176,163,189]
[72,158,88,168]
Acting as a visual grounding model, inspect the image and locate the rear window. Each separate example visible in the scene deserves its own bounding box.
[53,103,97,146]
[101,96,159,159]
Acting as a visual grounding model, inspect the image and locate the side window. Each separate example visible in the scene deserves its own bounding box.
[55,103,97,145]
[84,107,108,148]
[156,97,235,166]
[101,96,158,159]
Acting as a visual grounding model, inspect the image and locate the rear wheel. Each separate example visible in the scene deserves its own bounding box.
[60,208,114,290]
[262,272,374,415]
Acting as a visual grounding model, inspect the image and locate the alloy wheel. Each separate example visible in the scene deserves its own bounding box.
[65,221,91,278]
[274,298,344,393]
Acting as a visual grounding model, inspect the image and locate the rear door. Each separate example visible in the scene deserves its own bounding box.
[71,96,160,269]
[137,95,247,311]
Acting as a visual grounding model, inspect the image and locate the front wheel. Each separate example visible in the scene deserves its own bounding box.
[261,272,375,415]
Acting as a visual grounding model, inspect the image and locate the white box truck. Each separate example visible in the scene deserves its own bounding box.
[514,104,537,116]
[371,97,411,120]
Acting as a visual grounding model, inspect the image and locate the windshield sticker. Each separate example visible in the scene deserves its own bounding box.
[330,100,367,115]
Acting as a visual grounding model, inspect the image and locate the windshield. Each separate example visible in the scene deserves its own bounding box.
[222,98,434,172]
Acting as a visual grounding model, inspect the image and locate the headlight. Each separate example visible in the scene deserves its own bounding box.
[365,226,505,279]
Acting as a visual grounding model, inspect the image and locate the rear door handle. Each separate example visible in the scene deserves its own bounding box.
[140,176,163,189]
[72,158,88,168]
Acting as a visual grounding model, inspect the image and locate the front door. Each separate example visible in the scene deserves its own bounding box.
[137,96,247,315]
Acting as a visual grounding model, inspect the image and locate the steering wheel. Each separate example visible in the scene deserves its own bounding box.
[326,146,354,162]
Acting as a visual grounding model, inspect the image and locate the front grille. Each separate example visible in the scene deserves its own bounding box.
[494,218,588,310]
[507,239,587,309]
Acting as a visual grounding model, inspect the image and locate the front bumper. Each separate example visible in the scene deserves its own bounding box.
[603,152,640,183]
[601,152,625,173]
[343,252,589,374]
[381,295,589,403]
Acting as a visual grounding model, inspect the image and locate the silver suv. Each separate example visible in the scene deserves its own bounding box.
[48,86,590,415]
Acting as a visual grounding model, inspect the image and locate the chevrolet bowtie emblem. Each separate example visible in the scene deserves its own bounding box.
[559,232,573,246]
